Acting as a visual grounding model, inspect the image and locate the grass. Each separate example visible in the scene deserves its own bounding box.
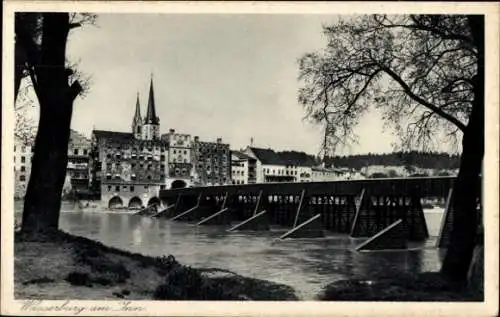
[316,272,483,301]
[14,230,298,300]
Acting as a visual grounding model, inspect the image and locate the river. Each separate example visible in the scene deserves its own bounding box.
[14,201,447,300]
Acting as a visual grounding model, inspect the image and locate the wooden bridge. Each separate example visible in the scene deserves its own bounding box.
[153,176,478,248]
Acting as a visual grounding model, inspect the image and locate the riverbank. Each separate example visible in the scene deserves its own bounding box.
[14,231,298,300]
[15,230,484,302]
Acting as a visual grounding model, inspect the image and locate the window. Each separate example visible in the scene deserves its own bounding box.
[184,150,187,155]
[14,146,16,152]
[74,149,78,155]
[160,164,165,170]
[173,150,177,154]
[13,156,16,163]
[20,156,26,163]
[22,146,26,152]
[160,185,165,190]
[21,166,26,172]
[20,175,26,181]
[108,185,112,191]
[160,155,165,160]
[130,186,134,192]
[107,154,111,159]
[144,186,148,189]
[147,175,151,180]
[115,186,120,192]
[122,185,127,189]
[106,175,111,180]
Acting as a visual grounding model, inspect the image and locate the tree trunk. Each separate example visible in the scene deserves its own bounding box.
[440,15,484,285]
[21,13,75,236]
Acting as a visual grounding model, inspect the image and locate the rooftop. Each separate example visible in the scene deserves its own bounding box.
[231,150,254,160]
[93,130,167,145]
[248,147,318,167]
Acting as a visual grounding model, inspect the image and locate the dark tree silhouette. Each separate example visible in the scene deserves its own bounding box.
[298,15,483,284]
[15,12,95,236]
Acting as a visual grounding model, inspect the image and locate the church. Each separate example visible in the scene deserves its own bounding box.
[89,77,231,209]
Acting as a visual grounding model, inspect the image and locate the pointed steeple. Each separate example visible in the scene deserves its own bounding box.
[133,92,141,122]
[145,75,159,125]
[132,92,143,139]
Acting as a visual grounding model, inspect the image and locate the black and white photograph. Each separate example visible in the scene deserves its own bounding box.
[2,1,498,316]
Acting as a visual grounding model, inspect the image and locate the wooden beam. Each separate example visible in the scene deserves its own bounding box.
[279,214,323,239]
[196,208,230,225]
[228,210,269,231]
[350,188,366,236]
[253,190,263,216]
[293,189,306,228]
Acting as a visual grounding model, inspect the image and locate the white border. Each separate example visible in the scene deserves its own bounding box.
[2,2,499,316]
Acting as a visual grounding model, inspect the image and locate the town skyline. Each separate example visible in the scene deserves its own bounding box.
[16,13,460,156]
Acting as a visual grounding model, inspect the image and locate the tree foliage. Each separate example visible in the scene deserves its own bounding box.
[300,14,485,285]
[325,151,460,170]
[298,15,477,155]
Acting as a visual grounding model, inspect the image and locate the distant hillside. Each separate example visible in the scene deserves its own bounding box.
[324,151,461,171]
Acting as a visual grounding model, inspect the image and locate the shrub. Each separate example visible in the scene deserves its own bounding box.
[65,272,92,287]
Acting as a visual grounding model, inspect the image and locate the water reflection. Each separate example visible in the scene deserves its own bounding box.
[14,201,445,300]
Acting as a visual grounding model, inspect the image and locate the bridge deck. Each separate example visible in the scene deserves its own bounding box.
[160,176,458,198]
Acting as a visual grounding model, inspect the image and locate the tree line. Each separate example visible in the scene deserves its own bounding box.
[324,151,461,170]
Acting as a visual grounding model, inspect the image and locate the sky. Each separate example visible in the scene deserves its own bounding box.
[22,14,398,156]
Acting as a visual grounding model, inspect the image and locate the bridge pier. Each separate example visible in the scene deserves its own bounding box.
[356,219,408,251]
[228,210,269,231]
[197,192,233,225]
[437,188,454,248]
[279,190,324,239]
[152,204,176,218]
[350,188,428,241]
[171,192,205,221]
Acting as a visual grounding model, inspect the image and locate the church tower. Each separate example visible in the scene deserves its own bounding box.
[132,93,143,139]
[142,75,160,140]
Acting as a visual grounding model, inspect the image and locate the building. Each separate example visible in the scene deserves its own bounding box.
[230,151,256,184]
[89,78,169,209]
[242,147,318,183]
[13,136,33,199]
[160,129,192,187]
[14,130,92,199]
[89,76,232,208]
[67,130,92,192]
[192,137,231,186]
[310,165,346,182]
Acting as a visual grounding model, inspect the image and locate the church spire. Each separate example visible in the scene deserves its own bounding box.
[133,92,141,122]
[145,75,159,125]
[132,92,143,139]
